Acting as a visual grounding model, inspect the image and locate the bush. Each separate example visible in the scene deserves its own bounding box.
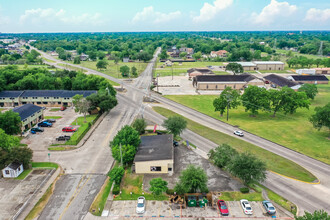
[109,166,125,184]
[112,184,120,195]
[240,187,250,194]
[166,189,175,195]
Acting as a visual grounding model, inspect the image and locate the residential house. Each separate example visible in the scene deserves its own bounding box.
[179,47,194,58]
[167,46,180,58]
[264,74,301,90]
[288,75,329,84]
[123,57,129,63]
[50,51,59,56]
[210,50,228,58]
[192,75,264,90]
[80,53,89,61]
[133,134,174,175]
[2,162,24,178]
[13,104,44,131]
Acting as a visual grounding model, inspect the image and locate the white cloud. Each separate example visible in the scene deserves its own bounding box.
[252,0,297,25]
[193,0,233,22]
[305,8,330,22]
[132,6,181,24]
[19,8,104,26]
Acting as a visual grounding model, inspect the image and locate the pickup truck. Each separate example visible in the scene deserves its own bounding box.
[56,135,71,141]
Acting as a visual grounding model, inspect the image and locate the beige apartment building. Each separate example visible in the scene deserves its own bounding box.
[13,104,44,131]
[235,61,285,71]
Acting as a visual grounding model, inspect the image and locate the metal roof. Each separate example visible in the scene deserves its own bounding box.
[291,75,329,81]
[13,104,43,121]
[7,162,22,170]
[236,62,256,67]
[264,74,298,87]
[0,91,24,98]
[253,61,284,65]
[195,74,256,83]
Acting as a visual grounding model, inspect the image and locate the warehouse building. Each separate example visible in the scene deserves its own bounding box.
[288,75,329,84]
[313,68,330,75]
[133,134,174,175]
[13,104,44,131]
[264,74,301,90]
[234,61,285,71]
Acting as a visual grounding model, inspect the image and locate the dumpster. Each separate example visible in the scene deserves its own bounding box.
[188,196,197,207]
[198,195,207,207]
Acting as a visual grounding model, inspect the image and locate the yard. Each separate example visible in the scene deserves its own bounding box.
[153,106,316,182]
[164,83,330,165]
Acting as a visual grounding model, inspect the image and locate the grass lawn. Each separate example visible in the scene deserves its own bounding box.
[48,146,77,151]
[15,169,32,180]
[219,191,263,201]
[32,162,59,169]
[276,49,325,60]
[64,114,98,145]
[44,116,62,119]
[89,177,113,216]
[164,83,330,165]
[72,60,148,79]
[106,79,120,87]
[0,108,4,112]
[57,63,87,73]
[49,108,61,112]
[153,107,316,182]
[42,57,56,63]
[114,168,168,201]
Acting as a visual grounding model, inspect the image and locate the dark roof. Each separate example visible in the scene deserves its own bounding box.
[0,91,24,98]
[264,74,298,87]
[13,104,43,120]
[134,134,173,162]
[291,75,329,81]
[8,162,22,170]
[187,68,214,74]
[21,90,97,98]
[195,74,256,82]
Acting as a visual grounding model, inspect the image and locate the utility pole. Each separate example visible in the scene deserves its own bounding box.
[224,94,233,121]
[120,143,123,166]
[171,65,173,80]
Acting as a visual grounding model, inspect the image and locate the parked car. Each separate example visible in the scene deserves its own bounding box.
[234,130,244,137]
[136,196,146,214]
[60,106,67,111]
[240,199,253,215]
[62,127,77,132]
[31,127,44,133]
[262,200,276,215]
[217,200,229,216]
[38,121,52,127]
[173,140,179,147]
[44,119,56,123]
[56,135,71,141]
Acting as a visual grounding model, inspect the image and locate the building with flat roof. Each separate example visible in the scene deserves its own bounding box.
[264,74,301,90]
[133,134,174,175]
[13,104,44,131]
[192,74,264,90]
[288,75,329,84]
[313,68,330,75]
[187,68,214,78]
[233,61,285,71]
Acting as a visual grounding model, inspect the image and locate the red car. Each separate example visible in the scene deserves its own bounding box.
[60,106,67,111]
[217,200,229,216]
[62,126,77,132]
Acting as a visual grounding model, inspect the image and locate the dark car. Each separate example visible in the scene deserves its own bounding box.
[62,126,77,132]
[173,140,179,147]
[38,121,52,127]
[217,200,229,216]
[56,135,71,141]
[44,119,56,123]
[31,127,44,133]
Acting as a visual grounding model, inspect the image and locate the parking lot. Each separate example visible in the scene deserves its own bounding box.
[21,107,81,151]
[106,200,291,219]
[0,169,53,220]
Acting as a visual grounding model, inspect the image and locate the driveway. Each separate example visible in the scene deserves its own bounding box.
[143,145,244,192]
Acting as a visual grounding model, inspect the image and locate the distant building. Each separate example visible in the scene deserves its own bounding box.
[179,47,194,55]
[236,62,257,71]
[264,74,301,90]
[259,42,265,45]
[2,162,24,178]
[50,51,59,56]
[288,75,329,85]
[80,53,89,61]
[193,75,264,90]
[210,50,228,58]
[296,69,316,75]
[164,60,173,66]
[133,134,174,175]
[123,57,129,63]
[313,68,330,75]
[235,61,285,71]
[187,68,214,77]
[13,104,44,131]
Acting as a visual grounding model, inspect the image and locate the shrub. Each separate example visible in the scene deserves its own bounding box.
[240,187,250,194]
[112,184,120,195]
[166,189,175,195]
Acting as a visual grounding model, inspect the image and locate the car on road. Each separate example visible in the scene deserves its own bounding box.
[62,126,77,132]
[262,200,276,215]
[136,196,146,214]
[240,199,253,215]
[217,200,229,216]
[44,119,56,123]
[234,130,244,137]
[38,121,52,127]
[31,127,44,133]
[60,106,67,111]
[56,135,71,141]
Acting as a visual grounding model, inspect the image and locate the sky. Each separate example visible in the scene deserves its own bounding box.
[0,0,329,33]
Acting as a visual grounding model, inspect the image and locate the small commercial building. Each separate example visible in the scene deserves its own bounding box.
[133,134,174,175]
[288,75,329,84]
[264,74,301,90]
[187,68,214,77]
[13,104,44,131]
[236,62,257,71]
[313,68,330,75]
[296,69,316,75]
[192,75,264,90]
[234,61,285,71]
[2,162,24,178]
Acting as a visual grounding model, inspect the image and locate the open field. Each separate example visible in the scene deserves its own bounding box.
[153,107,316,182]
[164,83,330,164]
[276,49,325,60]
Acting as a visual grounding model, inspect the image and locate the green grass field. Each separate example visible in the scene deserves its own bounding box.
[219,191,263,201]
[0,64,55,70]
[164,83,330,164]
[15,169,32,180]
[44,116,62,119]
[32,162,59,169]
[57,63,87,73]
[153,107,316,182]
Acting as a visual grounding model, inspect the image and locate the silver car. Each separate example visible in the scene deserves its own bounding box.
[234,130,244,137]
[262,200,276,215]
[136,196,146,214]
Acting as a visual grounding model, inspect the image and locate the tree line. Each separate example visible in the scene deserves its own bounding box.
[0,49,42,64]
[287,56,330,68]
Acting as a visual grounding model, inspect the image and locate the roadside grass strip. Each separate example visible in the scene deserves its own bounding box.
[15,169,32,180]
[89,177,114,216]
[153,106,316,182]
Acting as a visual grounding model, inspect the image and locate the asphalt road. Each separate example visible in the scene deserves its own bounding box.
[33,46,330,215]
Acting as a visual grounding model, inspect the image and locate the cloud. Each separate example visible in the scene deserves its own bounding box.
[19,8,104,26]
[193,0,233,22]
[305,8,330,22]
[251,0,297,25]
[132,6,181,24]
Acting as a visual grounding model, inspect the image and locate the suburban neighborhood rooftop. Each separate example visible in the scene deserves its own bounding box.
[13,104,43,120]
[264,74,298,87]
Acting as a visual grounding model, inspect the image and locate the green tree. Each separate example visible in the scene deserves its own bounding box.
[73,56,81,64]
[242,86,269,116]
[228,153,266,184]
[295,210,330,220]
[111,144,136,164]
[179,52,187,58]
[281,88,310,114]
[132,118,147,135]
[120,65,130,77]
[159,50,169,60]
[109,166,125,184]
[149,178,168,196]
[213,87,240,120]
[72,94,90,123]
[98,52,106,60]
[131,66,137,77]
[175,165,208,193]
[226,63,244,75]
[0,110,21,135]
[86,92,117,113]
[193,52,202,60]
[310,103,330,137]
[9,146,33,169]
[298,84,318,100]
[110,125,141,149]
[0,129,20,151]
[137,51,152,62]
[163,116,187,137]
[96,60,108,70]
[208,144,238,168]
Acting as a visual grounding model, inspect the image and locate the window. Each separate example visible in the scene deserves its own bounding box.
[234,85,236,89]
[43,102,48,104]
[18,167,20,171]
[215,85,218,89]
[269,67,271,70]
[206,85,209,89]
[5,170,9,175]
[58,102,62,104]
[37,102,41,104]
[150,166,161,172]
[22,102,27,104]
[168,168,172,171]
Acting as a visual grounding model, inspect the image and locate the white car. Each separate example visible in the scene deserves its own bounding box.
[136,196,146,214]
[240,199,253,215]
[234,130,244,137]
